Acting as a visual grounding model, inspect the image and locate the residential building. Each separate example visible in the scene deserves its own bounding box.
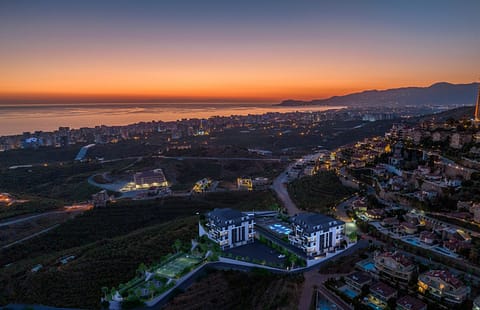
[345,271,372,292]
[418,270,470,304]
[368,282,397,308]
[199,208,255,250]
[133,169,168,189]
[374,251,416,284]
[288,213,345,258]
[396,295,427,310]
[92,190,111,208]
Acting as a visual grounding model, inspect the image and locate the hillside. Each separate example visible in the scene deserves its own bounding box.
[279,82,479,108]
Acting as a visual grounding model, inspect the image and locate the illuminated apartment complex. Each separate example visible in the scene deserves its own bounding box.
[288,213,345,258]
[133,169,168,189]
[199,208,255,250]
[374,251,416,284]
[418,270,470,304]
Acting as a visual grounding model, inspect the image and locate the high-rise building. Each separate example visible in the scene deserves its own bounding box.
[475,82,480,122]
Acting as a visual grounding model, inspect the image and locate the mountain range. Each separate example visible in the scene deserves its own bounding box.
[278,82,479,107]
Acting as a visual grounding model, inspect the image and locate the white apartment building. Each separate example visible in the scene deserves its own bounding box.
[288,213,345,258]
[199,208,255,250]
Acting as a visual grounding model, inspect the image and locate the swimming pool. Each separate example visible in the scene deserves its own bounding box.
[357,260,376,272]
[366,301,383,310]
[339,286,359,299]
[317,296,338,310]
[432,246,459,258]
[404,238,422,246]
[269,223,292,235]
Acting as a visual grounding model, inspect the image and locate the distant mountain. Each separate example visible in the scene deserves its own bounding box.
[278,82,479,107]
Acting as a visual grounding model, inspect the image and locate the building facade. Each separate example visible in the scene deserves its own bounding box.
[199,208,255,250]
[374,251,416,285]
[288,213,345,258]
[418,270,470,304]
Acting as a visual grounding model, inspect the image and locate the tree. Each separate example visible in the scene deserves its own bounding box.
[136,263,147,277]
[101,286,109,300]
[173,239,183,253]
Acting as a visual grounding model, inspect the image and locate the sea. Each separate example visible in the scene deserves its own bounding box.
[0,102,342,136]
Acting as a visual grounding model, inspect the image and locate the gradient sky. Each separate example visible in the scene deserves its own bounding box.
[1,0,479,103]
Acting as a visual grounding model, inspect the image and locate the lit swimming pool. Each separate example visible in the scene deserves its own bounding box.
[317,296,338,310]
[404,238,421,246]
[432,246,459,258]
[269,223,292,235]
[357,260,376,272]
[366,301,383,310]
[339,286,359,299]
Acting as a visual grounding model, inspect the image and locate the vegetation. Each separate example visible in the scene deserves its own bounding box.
[165,269,304,310]
[0,191,276,308]
[0,197,63,220]
[288,171,355,213]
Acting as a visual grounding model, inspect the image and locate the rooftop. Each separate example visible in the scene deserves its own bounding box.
[396,295,427,310]
[207,208,250,227]
[290,213,344,233]
[376,251,414,267]
[370,282,397,298]
[346,271,372,285]
[422,270,464,289]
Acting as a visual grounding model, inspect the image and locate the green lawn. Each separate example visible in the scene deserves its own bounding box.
[155,254,202,278]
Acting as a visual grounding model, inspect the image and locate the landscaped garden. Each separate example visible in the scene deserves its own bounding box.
[103,236,221,308]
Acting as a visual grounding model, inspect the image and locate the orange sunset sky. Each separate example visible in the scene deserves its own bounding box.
[1,1,479,103]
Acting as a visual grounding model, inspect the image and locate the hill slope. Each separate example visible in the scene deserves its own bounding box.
[279,82,479,107]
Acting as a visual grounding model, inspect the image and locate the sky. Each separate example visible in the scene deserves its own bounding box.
[0,0,479,103]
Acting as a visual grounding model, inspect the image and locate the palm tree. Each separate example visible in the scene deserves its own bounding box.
[137,263,147,277]
[173,239,183,253]
[101,286,109,300]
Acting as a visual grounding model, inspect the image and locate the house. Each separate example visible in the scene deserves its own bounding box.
[374,251,416,284]
[366,209,385,220]
[381,217,399,227]
[288,213,345,258]
[92,190,111,208]
[396,295,427,310]
[368,282,397,307]
[400,222,417,235]
[418,270,470,304]
[199,208,255,250]
[345,271,372,292]
[419,231,437,245]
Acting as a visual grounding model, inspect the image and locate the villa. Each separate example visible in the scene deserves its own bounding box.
[417,270,470,304]
[396,295,427,310]
[199,208,255,250]
[345,271,372,292]
[374,251,416,285]
[288,213,345,258]
[367,281,397,308]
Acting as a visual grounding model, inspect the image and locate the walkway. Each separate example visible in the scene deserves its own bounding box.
[272,165,301,215]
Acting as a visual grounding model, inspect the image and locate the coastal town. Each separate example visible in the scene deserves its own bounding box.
[79,88,480,309]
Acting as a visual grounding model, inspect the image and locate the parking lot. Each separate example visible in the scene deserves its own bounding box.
[224,241,286,266]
